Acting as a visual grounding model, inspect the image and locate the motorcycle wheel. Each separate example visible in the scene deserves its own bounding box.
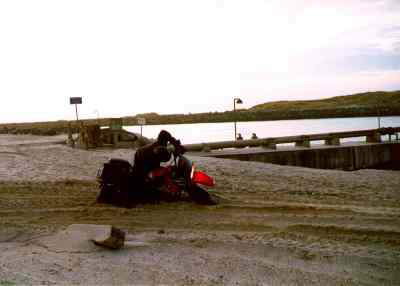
[189,186,219,205]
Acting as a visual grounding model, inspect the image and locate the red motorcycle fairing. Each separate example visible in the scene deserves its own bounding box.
[192,170,215,187]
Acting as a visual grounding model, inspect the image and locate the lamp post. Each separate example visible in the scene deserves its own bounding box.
[233,98,243,140]
[93,109,100,125]
[377,114,381,129]
[377,106,381,129]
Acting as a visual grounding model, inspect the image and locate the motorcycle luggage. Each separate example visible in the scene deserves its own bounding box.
[99,158,133,184]
[97,158,134,207]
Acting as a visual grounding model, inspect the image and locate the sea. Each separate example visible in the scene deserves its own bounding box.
[125,116,400,145]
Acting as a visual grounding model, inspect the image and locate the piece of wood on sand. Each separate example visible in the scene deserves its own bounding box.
[52,224,125,250]
[91,225,125,249]
[38,224,130,253]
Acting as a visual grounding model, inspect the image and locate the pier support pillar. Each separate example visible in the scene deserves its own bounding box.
[366,132,381,143]
[262,142,276,150]
[325,137,340,146]
[67,122,75,147]
[295,140,310,148]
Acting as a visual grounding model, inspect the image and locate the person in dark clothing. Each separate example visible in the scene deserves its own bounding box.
[132,130,183,184]
[97,130,185,207]
[130,130,217,205]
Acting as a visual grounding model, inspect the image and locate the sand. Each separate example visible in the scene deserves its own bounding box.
[0,134,399,285]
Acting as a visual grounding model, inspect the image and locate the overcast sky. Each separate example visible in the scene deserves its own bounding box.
[1,0,399,123]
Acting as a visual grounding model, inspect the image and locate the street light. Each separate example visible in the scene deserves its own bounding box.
[377,105,381,129]
[93,109,100,124]
[233,98,243,140]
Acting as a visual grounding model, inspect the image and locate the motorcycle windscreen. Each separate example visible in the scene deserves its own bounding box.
[192,171,215,187]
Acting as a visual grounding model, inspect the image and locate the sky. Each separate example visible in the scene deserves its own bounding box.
[0,0,399,123]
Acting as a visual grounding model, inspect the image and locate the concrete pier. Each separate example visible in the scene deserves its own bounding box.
[195,142,400,170]
[184,127,400,170]
[184,127,400,152]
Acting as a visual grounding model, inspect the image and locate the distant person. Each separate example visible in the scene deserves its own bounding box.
[237,133,243,140]
[251,133,258,140]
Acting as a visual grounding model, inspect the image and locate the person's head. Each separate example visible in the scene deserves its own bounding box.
[157,130,171,146]
[154,146,171,162]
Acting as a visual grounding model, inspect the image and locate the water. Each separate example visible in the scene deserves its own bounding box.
[125,116,400,145]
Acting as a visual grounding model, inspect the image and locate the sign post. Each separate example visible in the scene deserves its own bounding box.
[70,97,82,121]
[137,117,146,137]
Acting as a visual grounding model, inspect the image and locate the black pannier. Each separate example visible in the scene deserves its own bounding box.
[100,158,133,184]
[96,158,134,207]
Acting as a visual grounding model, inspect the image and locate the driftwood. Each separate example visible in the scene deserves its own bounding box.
[38,224,126,252]
[92,225,125,249]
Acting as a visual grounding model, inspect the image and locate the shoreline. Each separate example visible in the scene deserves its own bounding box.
[1,114,400,137]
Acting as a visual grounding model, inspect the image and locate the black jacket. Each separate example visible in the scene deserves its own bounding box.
[132,130,176,181]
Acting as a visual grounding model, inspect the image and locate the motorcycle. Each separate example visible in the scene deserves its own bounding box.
[96,142,218,207]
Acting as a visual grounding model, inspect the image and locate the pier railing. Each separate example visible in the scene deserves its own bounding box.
[184,127,400,152]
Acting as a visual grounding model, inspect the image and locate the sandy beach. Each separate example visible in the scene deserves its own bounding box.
[0,134,399,285]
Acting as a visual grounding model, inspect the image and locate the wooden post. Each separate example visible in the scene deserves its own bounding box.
[84,125,101,148]
[113,131,119,147]
[75,104,79,121]
[77,121,88,149]
[67,122,74,147]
